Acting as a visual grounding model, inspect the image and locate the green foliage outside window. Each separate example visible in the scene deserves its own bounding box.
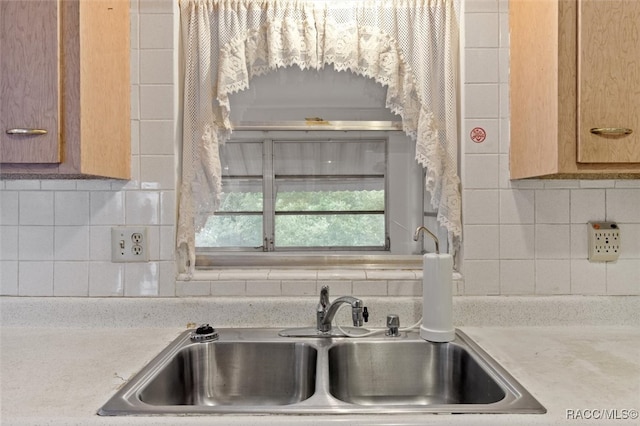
[196,190,384,248]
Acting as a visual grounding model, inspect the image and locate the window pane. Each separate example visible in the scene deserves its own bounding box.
[219,179,263,212]
[196,214,263,248]
[275,182,384,212]
[198,141,264,249]
[220,142,262,176]
[275,214,385,247]
[274,140,385,175]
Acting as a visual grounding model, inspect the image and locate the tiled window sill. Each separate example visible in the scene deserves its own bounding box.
[176,269,464,297]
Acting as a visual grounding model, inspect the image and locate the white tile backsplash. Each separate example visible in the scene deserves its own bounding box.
[282,280,317,296]
[54,262,89,296]
[1,0,639,299]
[5,180,40,190]
[210,280,246,296]
[619,224,640,259]
[570,224,589,259]
[499,225,535,259]
[499,189,534,224]
[387,280,421,296]
[19,261,54,296]
[0,192,19,225]
[140,50,174,84]
[570,259,606,294]
[570,189,605,224]
[0,227,18,260]
[139,14,174,49]
[125,191,160,224]
[465,0,499,13]
[463,190,500,224]
[535,224,571,259]
[18,227,54,261]
[535,260,571,295]
[462,260,499,295]
[606,260,640,295]
[0,261,18,295]
[464,13,499,48]
[139,0,175,14]
[54,226,90,261]
[158,261,177,296]
[246,280,282,296]
[464,154,500,188]
[140,85,174,120]
[140,156,175,189]
[89,192,125,225]
[177,280,210,297]
[19,192,54,225]
[535,189,570,224]
[499,259,534,294]
[464,49,499,83]
[124,263,160,296]
[606,189,640,222]
[464,119,500,154]
[54,192,90,226]
[89,262,124,296]
[463,225,500,259]
[140,120,175,155]
[353,280,388,296]
[464,84,500,118]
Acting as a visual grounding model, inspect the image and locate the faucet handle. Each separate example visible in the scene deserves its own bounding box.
[386,314,400,337]
[319,285,329,309]
[363,307,369,323]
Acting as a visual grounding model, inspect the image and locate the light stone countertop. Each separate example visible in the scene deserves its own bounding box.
[1,296,639,425]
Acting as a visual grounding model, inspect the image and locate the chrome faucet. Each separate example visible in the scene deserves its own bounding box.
[413,225,440,254]
[316,286,366,334]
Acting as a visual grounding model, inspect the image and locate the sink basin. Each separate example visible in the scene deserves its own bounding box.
[99,328,545,415]
[140,342,316,406]
[329,340,505,405]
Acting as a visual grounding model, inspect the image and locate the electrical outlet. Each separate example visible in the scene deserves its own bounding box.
[588,222,621,262]
[111,227,149,262]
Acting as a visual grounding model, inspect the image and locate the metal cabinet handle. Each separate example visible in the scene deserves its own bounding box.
[590,127,633,136]
[5,128,48,135]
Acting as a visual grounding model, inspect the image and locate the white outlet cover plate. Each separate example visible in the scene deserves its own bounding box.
[588,222,620,262]
[111,227,149,262]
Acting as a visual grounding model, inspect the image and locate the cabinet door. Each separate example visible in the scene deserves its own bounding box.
[0,0,60,163]
[578,0,640,163]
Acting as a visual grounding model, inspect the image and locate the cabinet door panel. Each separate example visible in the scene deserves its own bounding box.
[578,0,640,163]
[0,0,60,164]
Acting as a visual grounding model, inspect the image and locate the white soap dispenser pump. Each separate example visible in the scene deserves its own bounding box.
[413,226,455,343]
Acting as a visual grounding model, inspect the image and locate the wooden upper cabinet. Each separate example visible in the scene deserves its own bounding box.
[0,0,130,179]
[577,0,640,163]
[509,0,640,179]
[0,1,59,164]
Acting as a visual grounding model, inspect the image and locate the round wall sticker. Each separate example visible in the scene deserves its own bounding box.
[470,127,486,143]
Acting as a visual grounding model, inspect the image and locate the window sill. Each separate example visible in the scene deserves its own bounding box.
[188,267,425,297]
[195,253,423,270]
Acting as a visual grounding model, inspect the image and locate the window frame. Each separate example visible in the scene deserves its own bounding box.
[195,129,431,269]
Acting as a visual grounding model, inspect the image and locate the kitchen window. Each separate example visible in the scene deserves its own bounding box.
[197,135,387,253]
[194,129,441,267]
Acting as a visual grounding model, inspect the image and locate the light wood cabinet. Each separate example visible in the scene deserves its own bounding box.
[509,0,640,179]
[0,0,130,179]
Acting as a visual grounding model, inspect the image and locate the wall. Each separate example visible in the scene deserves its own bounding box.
[0,0,178,297]
[462,0,639,295]
[0,0,638,297]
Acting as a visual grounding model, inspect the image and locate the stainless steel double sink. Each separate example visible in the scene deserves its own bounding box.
[99,328,545,415]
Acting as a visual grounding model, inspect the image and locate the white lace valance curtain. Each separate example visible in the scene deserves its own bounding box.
[178,0,461,275]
